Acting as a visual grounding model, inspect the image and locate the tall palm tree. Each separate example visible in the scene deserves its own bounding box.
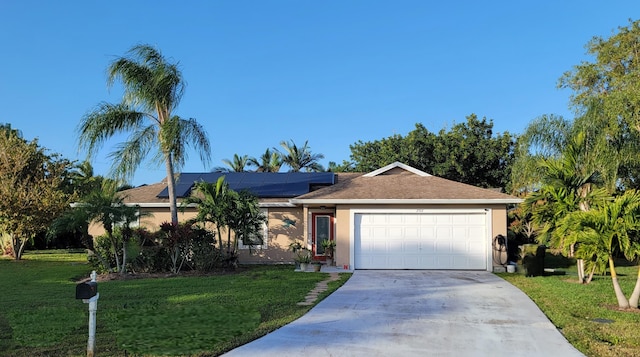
[277,140,324,172]
[558,191,640,308]
[249,148,282,172]
[78,44,211,225]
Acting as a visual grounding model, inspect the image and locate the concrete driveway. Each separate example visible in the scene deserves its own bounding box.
[223,270,584,357]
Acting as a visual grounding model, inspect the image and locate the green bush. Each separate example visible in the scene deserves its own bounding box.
[189,229,220,272]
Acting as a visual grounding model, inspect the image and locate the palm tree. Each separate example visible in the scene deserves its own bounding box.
[249,149,282,172]
[227,190,266,254]
[522,130,609,283]
[277,140,324,172]
[78,183,145,274]
[78,44,211,225]
[182,177,232,254]
[558,191,640,308]
[216,154,252,172]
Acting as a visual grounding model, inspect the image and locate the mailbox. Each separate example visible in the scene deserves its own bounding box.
[76,281,98,299]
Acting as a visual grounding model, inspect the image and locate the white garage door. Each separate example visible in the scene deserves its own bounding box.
[354,212,488,270]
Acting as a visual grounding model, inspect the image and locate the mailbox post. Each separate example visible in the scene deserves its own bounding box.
[76,271,99,357]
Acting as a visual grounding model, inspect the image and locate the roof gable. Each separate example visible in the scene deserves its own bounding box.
[363,162,431,177]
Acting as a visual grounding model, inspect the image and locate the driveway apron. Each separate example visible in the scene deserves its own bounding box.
[223,270,584,357]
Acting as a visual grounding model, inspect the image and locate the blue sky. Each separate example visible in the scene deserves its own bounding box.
[1,1,638,185]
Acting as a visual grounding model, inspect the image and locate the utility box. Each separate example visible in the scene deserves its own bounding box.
[76,281,98,300]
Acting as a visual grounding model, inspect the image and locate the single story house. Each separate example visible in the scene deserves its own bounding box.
[94,162,522,272]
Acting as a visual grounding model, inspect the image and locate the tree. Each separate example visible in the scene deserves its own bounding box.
[0,132,71,259]
[349,115,515,188]
[560,19,640,134]
[327,160,354,172]
[182,177,232,254]
[277,140,325,172]
[67,161,104,199]
[558,19,640,190]
[431,115,515,188]
[227,190,266,254]
[76,183,144,274]
[78,44,211,225]
[216,154,252,172]
[521,130,609,283]
[558,191,640,308]
[249,149,282,172]
[182,177,266,263]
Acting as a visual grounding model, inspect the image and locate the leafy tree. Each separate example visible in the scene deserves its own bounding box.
[277,140,325,172]
[558,19,640,190]
[560,19,640,134]
[249,148,282,172]
[432,115,515,188]
[349,115,515,188]
[558,191,640,308]
[0,131,71,259]
[0,123,22,138]
[349,133,412,173]
[78,44,211,225]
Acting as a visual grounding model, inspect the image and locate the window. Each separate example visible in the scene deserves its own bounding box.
[238,208,268,250]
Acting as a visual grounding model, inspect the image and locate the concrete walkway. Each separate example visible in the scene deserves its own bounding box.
[223,270,584,357]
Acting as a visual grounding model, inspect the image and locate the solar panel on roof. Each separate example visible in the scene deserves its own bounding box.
[156,172,335,199]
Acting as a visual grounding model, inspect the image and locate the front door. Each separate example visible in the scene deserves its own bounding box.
[312,213,334,259]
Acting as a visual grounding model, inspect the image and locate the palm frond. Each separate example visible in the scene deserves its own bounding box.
[108,125,156,182]
[77,103,145,157]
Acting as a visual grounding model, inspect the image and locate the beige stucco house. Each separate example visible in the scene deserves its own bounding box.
[95,162,521,272]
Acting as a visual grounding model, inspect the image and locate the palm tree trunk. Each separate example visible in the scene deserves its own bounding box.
[217,227,223,253]
[577,259,585,283]
[628,267,640,308]
[609,257,630,308]
[571,243,585,283]
[107,231,121,273]
[121,240,127,275]
[585,264,596,284]
[165,155,179,225]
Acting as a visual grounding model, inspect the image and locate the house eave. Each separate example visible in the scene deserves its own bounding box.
[289,198,523,205]
[116,202,296,208]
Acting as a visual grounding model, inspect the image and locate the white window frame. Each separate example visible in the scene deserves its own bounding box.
[238,208,268,250]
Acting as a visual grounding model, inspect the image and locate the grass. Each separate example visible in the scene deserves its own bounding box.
[0,250,351,356]
[499,254,640,357]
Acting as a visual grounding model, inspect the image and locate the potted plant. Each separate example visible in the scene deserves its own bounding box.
[296,249,311,271]
[322,240,336,266]
[290,242,311,271]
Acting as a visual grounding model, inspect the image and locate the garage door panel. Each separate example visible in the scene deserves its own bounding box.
[355,212,487,270]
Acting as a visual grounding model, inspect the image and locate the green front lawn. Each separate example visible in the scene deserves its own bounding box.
[499,256,640,357]
[0,250,351,356]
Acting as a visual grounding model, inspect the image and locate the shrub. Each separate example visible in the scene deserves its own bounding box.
[189,228,220,272]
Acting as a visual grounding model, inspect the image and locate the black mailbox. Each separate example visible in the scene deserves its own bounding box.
[76,281,98,299]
